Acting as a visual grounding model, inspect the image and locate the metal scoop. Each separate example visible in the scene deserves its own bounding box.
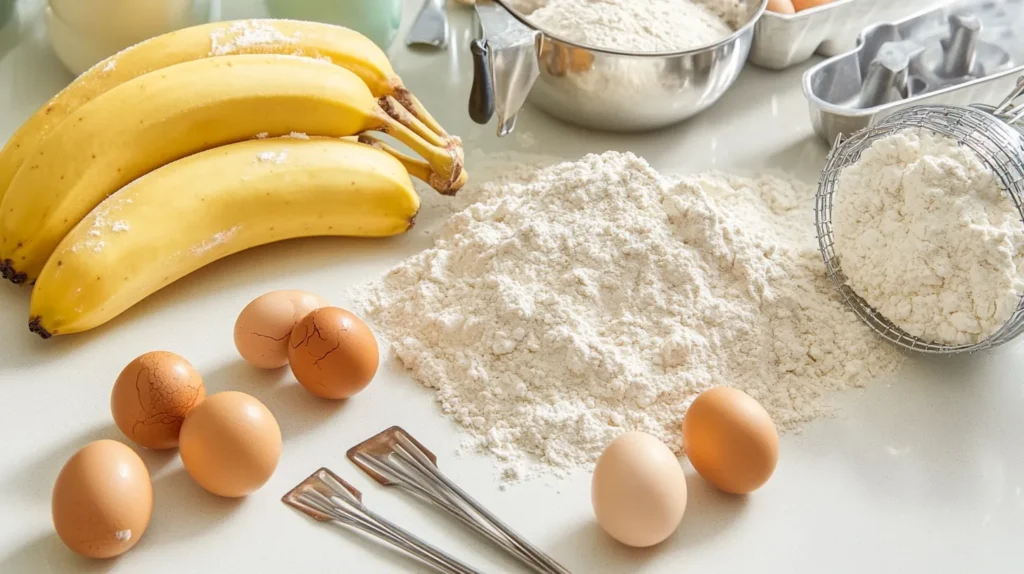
[283,467,483,574]
[348,426,571,574]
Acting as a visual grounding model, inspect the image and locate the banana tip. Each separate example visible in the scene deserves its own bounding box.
[28,317,52,340]
[0,259,27,284]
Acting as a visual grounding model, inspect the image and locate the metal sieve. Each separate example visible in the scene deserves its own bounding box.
[815,80,1024,354]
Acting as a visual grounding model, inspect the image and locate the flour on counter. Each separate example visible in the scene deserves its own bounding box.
[833,128,1024,346]
[359,152,902,480]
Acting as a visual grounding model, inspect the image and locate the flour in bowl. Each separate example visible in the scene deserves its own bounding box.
[359,152,902,480]
[508,0,749,52]
[833,128,1024,346]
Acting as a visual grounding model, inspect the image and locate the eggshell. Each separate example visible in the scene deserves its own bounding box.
[179,391,281,498]
[52,440,153,559]
[111,351,206,449]
[287,307,379,399]
[767,0,796,14]
[591,432,687,547]
[683,387,779,494]
[792,0,834,11]
[234,290,329,369]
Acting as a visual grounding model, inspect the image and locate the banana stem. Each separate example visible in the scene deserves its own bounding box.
[392,87,451,141]
[379,96,448,150]
[358,134,435,186]
[373,109,464,195]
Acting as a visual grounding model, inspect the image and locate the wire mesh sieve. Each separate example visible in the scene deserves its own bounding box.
[815,101,1024,354]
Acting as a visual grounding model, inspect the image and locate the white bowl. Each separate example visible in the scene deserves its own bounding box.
[44,6,129,75]
[49,0,196,45]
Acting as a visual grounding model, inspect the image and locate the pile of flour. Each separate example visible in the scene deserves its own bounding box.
[833,128,1024,346]
[509,0,749,52]
[359,152,902,480]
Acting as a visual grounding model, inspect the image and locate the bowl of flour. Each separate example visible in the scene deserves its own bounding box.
[471,0,767,133]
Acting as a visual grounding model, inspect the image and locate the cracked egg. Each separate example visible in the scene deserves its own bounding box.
[111,351,206,450]
[287,307,378,400]
[234,290,329,369]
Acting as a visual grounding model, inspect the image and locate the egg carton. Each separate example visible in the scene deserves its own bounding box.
[750,0,946,70]
[803,0,1024,142]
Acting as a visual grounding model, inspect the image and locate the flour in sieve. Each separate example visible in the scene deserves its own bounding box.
[359,152,902,480]
[833,128,1024,346]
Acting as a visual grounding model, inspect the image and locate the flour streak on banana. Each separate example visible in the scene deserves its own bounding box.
[29,138,419,338]
[0,19,452,203]
[0,54,457,284]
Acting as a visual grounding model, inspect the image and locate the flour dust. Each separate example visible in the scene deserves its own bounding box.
[357,151,903,481]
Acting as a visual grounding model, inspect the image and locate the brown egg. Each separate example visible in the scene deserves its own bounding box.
[767,0,796,13]
[178,391,281,498]
[110,351,206,450]
[683,387,779,494]
[234,290,329,369]
[287,307,379,400]
[591,432,687,547]
[792,0,834,10]
[52,440,153,558]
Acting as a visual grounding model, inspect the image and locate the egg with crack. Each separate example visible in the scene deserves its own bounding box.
[234,290,329,369]
[111,351,206,449]
[287,307,379,399]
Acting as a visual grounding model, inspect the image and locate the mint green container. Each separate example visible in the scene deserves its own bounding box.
[0,0,13,29]
[265,0,403,50]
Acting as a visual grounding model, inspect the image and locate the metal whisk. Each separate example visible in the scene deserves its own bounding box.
[815,80,1024,354]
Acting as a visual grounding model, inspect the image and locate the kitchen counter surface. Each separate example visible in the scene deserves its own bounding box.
[1,1,1021,572]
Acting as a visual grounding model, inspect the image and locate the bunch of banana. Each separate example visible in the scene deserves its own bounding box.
[0,20,466,337]
[0,19,458,201]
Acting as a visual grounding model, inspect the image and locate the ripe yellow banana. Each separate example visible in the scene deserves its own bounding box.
[0,54,461,285]
[0,19,453,203]
[29,138,420,338]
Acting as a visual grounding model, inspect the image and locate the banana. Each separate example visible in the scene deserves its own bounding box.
[0,54,461,285]
[0,19,453,203]
[29,138,420,338]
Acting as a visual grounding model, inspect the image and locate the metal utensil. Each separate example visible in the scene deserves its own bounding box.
[815,98,1024,354]
[803,0,1023,143]
[407,0,450,49]
[469,0,766,135]
[348,426,571,574]
[283,467,483,574]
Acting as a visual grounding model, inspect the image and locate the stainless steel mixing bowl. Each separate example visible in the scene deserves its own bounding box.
[469,0,767,135]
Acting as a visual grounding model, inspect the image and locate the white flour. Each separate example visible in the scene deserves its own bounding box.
[255,151,288,164]
[359,152,902,480]
[833,128,1024,346]
[208,21,298,56]
[513,0,748,51]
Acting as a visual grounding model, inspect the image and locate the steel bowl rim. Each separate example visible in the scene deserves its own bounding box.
[490,0,767,58]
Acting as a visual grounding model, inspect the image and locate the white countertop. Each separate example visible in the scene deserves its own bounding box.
[1,1,1022,572]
